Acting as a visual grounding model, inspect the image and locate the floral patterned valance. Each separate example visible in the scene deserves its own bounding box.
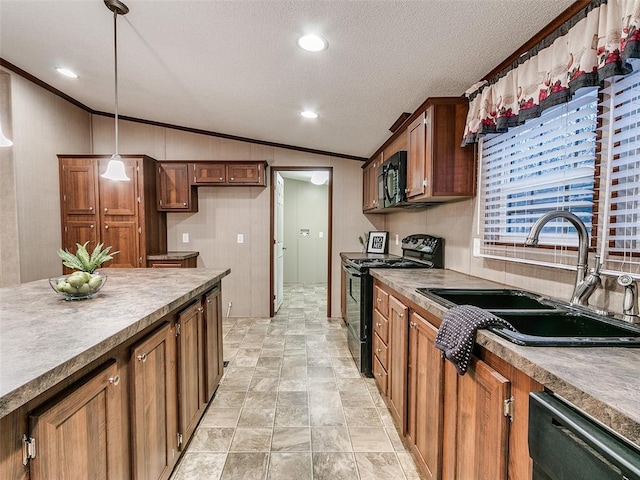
[463,0,640,146]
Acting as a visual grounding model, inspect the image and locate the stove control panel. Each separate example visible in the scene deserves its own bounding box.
[401,234,444,268]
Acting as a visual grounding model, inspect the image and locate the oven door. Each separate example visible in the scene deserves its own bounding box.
[344,265,362,340]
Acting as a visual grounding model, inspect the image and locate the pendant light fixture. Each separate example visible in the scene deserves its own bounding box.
[101,0,130,181]
[0,121,12,147]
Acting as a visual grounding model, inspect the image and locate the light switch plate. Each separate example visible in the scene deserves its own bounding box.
[237,234,244,244]
[395,234,399,245]
[182,233,189,243]
[319,231,324,238]
[473,238,481,256]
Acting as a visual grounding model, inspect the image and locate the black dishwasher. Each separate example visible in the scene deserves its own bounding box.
[529,391,640,480]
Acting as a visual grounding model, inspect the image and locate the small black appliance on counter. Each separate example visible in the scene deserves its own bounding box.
[342,234,444,377]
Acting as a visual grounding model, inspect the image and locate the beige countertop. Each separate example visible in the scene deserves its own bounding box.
[0,268,229,418]
[370,268,640,447]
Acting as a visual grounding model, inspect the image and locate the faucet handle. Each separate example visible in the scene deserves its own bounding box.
[591,255,602,275]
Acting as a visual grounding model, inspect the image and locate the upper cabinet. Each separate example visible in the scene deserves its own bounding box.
[58,155,167,269]
[157,161,268,212]
[406,98,476,202]
[363,97,476,213]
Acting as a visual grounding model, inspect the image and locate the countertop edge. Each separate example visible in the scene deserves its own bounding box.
[0,268,230,418]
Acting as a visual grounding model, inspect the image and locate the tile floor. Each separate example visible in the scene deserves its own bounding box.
[169,283,424,480]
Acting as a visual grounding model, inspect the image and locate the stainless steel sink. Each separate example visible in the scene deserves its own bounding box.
[416,288,640,346]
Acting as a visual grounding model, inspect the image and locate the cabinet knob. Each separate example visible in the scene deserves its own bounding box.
[207,299,212,304]
[108,375,120,386]
[376,373,382,377]
[230,177,234,181]
[376,298,382,303]
[376,322,381,328]
[397,313,404,318]
[104,225,109,229]
[89,206,93,211]
[183,202,187,206]
[137,353,147,362]
[198,306,204,313]
[219,177,223,181]
[104,208,108,212]
[410,321,417,328]
[376,347,381,353]
[90,224,95,229]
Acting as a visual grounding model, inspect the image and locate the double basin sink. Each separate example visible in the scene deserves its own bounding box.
[416,288,640,347]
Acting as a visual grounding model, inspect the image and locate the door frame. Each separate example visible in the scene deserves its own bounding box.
[269,166,333,317]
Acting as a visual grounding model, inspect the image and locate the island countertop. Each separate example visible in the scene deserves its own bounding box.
[0,268,230,418]
[370,268,640,447]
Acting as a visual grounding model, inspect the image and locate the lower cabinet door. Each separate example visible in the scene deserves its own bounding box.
[131,323,178,480]
[204,286,224,402]
[28,362,125,480]
[407,311,444,480]
[177,301,205,445]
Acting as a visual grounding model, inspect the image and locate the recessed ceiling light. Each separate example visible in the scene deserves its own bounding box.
[300,110,318,119]
[56,68,78,78]
[297,34,328,52]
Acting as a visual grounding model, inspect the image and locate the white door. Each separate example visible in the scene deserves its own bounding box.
[274,173,285,312]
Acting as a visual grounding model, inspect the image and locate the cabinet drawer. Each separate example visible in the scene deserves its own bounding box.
[374,285,389,317]
[373,355,388,395]
[373,309,389,344]
[373,332,388,369]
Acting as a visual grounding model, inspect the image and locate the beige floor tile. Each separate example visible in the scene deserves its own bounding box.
[270,427,312,452]
[172,452,227,480]
[310,406,346,426]
[311,426,353,452]
[349,427,394,452]
[355,452,405,480]
[188,428,234,452]
[276,391,308,407]
[274,406,310,427]
[221,452,269,480]
[244,391,278,409]
[200,407,241,428]
[267,452,312,480]
[238,407,275,427]
[211,391,247,408]
[229,427,272,452]
[312,452,359,480]
[343,407,383,427]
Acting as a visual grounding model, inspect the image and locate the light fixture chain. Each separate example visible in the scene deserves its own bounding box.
[113,8,119,156]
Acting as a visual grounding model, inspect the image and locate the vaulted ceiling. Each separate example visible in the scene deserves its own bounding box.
[0,0,576,159]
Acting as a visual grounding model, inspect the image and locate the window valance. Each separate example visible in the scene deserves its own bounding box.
[462,0,640,146]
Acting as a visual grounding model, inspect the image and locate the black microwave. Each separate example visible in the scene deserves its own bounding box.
[378,151,407,208]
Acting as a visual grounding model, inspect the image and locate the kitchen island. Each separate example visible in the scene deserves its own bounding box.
[0,267,229,480]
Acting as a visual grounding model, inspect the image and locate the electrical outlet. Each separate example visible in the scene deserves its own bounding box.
[473,238,481,256]
[237,234,244,244]
[395,234,399,245]
[319,231,324,238]
[182,233,189,243]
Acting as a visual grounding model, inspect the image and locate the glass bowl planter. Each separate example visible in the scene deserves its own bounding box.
[49,272,107,301]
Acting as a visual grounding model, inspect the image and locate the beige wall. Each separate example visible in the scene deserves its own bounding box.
[283,178,329,284]
[91,115,383,317]
[0,69,91,285]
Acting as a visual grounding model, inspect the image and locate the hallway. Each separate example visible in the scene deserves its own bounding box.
[169,283,423,480]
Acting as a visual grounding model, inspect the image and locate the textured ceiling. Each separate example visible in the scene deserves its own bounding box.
[0,0,576,158]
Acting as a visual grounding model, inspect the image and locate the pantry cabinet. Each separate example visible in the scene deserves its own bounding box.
[406,98,475,202]
[58,155,167,270]
[130,323,178,480]
[28,362,125,480]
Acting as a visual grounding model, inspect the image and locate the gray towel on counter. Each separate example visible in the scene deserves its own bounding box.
[434,305,516,375]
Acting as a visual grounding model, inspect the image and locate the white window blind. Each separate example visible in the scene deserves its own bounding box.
[478,89,598,267]
[598,70,640,276]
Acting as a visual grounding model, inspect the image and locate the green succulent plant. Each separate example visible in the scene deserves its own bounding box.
[57,242,118,273]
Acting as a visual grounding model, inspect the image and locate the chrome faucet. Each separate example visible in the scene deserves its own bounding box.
[524,211,600,306]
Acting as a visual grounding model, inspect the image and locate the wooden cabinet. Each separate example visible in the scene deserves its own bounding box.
[372,284,390,394]
[28,362,125,480]
[147,252,199,268]
[131,323,178,480]
[203,286,224,401]
[227,162,264,184]
[406,98,476,202]
[442,358,510,480]
[157,163,197,212]
[407,311,444,480]
[193,162,226,184]
[176,301,206,445]
[362,155,380,212]
[387,295,409,432]
[58,155,167,270]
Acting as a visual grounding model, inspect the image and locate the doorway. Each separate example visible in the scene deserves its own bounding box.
[270,167,332,317]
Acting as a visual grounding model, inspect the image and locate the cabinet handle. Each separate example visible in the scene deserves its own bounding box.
[376,347,381,353]
[376,373,382,377]
[410,321,417,328]
[137,353,147,362]
[108,375,120,386]
[397,312,404,318]
[376,298,382,303]
[207,298,212,304]
[198,306,204,313]
[376,322,381,328]
[104,225,109,229]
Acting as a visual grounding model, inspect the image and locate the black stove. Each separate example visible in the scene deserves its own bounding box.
[343,234,444,377]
